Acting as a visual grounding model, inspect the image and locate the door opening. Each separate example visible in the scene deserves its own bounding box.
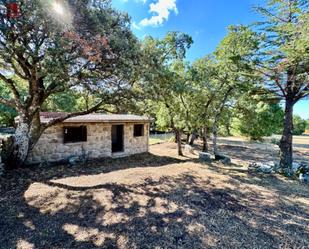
[111,125,124,153]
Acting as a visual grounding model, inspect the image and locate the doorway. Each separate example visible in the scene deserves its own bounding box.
[111,125,124,153]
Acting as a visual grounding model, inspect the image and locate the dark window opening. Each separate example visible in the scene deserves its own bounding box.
[63,126,87,143]
[133,124,144,137]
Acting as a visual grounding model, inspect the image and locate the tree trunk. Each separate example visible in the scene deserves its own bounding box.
[185,133,190,144]
[6,119,30,168]
[174,131,178,143]
[226,122,231,136]
[4,114,43,169]
[212,86,233,155]
[175,129,183,156]
[212,123,218,155]
[279,99,294,176]
[201,126,208,152]
[189,131,197,145]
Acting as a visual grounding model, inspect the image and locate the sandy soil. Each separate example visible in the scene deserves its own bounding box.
[0,141,308,249]
[214,135,309,165]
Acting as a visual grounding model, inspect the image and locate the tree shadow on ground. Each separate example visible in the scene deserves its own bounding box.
[0,152,308,248]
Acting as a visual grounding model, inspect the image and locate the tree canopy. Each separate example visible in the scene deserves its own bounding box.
[0,0,141,167]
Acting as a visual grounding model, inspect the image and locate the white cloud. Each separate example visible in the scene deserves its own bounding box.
[132,21,141,30]
[139,0,178,27]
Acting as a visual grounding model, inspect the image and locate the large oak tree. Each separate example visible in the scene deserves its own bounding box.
[0,0,140,167]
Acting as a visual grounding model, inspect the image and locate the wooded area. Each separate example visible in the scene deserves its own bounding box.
[0,0,308,176]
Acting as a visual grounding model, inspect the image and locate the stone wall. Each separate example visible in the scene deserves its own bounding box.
[27,122,149,164]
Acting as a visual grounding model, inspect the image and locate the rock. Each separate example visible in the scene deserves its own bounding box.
[199,152,212,162]
[250,161,309,177]
[248,162,258,170]
[215,154,231,165]
[184,144,194,154]
[292,162,301,174]
[258,165,273,173]
[68,156,80,166]
[299,173,309,183]
[295,162,309,175]
[248,162,274,174]
[273,162,282,173]
[271,161,308,175]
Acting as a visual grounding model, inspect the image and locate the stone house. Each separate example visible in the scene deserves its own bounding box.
[27,112,150,164]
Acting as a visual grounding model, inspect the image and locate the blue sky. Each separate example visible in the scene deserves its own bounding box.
[112,0,308,119]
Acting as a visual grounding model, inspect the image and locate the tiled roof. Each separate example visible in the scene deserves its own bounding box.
[40,112,150,123]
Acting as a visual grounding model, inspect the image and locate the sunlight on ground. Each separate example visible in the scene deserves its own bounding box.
[5,141,309,248]
[16,239,35,249]
[62,224,116,247]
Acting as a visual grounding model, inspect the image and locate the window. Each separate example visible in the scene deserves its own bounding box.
[133,124,144,137]
[63,126,87,143]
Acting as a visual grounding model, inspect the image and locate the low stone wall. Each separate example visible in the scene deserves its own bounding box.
[27,122,149,164]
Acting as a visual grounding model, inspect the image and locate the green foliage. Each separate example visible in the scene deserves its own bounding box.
[0,80,15,126]
[233,101,284,140]
[0,0,140,119]
[43,92,79,112]
[0,103,17,127]
[0,76,28,126]
[293,115,306,135]
[138,32,193,134]
[254,0,309,104]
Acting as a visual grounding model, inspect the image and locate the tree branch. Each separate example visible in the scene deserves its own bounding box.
[0,72,23,109]
[0,97,16,109]
[42,100,105,129]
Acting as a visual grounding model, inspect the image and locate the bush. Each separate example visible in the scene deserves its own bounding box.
[293,115,306,135]
[233,102,284,141]
[270,138,280,145]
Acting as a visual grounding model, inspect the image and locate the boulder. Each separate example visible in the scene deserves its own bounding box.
[273,162,282,173]
[299,173,309,184]
[258,165,273,173]
[68,156,80,166]
[248,162,274,174]
[295,162,309,175]
[271,161,308,175]
[292,162,301,174]
[249,161,309,178]
[184,144,194,154]
[199,152,212,162]
[215,154,231,165]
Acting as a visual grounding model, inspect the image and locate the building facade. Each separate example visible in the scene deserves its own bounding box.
[27,113,150,164]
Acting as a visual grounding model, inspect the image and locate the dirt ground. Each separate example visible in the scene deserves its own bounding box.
[0,139,308,249]
[213,135,309,165]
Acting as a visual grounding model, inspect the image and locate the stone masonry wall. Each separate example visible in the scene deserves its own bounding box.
[27,122,149,164]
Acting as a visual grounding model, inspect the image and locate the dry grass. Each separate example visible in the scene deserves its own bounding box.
[0,141,308,249]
